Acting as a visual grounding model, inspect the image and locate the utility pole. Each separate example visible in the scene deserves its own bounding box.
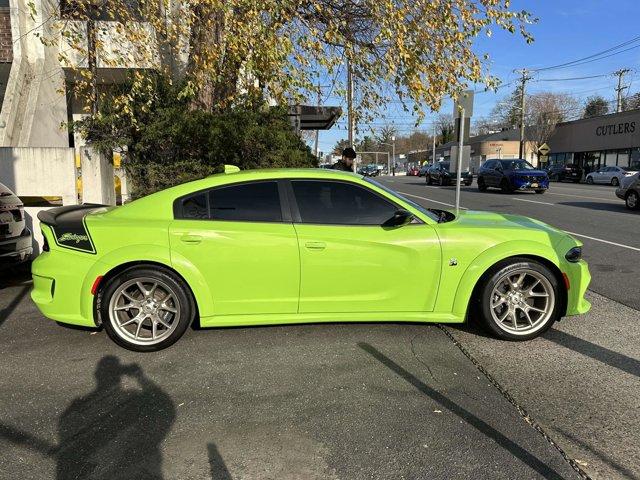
[392,136,396,176]
[514,69,532,160]
[347,59,354,148]
[614,68,631,113]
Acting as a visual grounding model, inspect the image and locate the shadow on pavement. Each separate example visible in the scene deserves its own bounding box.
[544,329,640,378]
[0,285,30,328]
[358,342,566,480]
[555,427,639,480]
[208,443,233,480]
[0,356,179,480]
[556,201,631,213]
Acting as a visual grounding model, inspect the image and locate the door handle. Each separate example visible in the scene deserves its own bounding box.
[180,234,202,244]
[305,241,326,250]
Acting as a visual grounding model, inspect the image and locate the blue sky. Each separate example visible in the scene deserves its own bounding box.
[314,0,640,155]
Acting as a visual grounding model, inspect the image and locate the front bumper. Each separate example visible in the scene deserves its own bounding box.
[512,177,549,191]
[564,259,591,316]
[0,228,33,265]
[615,187,627,200]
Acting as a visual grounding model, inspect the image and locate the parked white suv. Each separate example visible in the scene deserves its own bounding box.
[586,166,638,186]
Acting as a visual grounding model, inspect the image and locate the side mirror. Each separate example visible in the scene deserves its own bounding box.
[383,209,414,228]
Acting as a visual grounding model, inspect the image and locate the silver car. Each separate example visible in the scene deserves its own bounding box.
[0,182,33,265]
[615,173,640,210]
[586,165,639,186]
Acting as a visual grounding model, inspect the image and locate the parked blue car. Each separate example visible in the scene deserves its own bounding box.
[477,159,549,194]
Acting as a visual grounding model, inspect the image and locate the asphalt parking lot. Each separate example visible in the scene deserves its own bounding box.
[1,177,639,480]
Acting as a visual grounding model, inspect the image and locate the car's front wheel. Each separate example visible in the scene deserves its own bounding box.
[586,176,594,184]
[477,177,487,191]
[626,190,640,210]
[611,177,620,186]
[99,266,194,352]
[477,258,560,341]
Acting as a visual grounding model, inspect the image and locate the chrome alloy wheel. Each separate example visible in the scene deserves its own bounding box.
[108,277,181,345]
[489,268,555,336]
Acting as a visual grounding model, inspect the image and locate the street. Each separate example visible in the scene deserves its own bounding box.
[1,177,639,479]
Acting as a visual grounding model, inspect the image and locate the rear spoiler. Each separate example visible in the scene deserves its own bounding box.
[37,204,106,254]
[37,203,106,227]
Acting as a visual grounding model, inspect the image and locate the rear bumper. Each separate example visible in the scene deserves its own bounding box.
[31,248,98,327]
[564,259,591,316]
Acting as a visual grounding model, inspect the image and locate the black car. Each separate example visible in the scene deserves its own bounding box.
[547,163,582,183]
[425,162,473,186]
[477,159,549,194]
[0,182,32,266]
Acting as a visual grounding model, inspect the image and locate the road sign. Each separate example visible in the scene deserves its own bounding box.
[453,90,474,119]
[538,143,550,156]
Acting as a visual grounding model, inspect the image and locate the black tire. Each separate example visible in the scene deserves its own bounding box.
[535,190,545,194]
[586,176,594,185]
[426,175,432,185]
[439,176,445,186]
[626,190,640,210]
[573,179,581,183]
[500,179,513,194]
[611,177,620,186]
[476,258,561,341]
[477,177,487,192]
[99,266,194,352]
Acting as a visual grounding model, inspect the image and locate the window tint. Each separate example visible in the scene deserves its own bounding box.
[180,192,208,219]
[483,161,494,169]
[210,181,282,222]
[292,180,397,225]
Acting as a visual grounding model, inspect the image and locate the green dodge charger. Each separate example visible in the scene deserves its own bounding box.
[32,168,591,351]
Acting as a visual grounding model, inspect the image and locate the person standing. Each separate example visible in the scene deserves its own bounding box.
[333,147,357,172]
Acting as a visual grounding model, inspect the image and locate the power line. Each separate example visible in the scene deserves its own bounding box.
[531,35,640,72]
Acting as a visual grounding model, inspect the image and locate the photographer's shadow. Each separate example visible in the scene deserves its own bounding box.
[57,356,176,480]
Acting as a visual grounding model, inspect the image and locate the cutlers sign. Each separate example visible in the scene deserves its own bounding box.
[595,121,636,137]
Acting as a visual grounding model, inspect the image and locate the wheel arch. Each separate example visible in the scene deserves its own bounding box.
[92,260,201,327]
[466,254,568,321]
[450,242,568,320]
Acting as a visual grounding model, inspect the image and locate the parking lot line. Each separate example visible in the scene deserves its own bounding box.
[512,198,555,206]
[565,231,640,252]
[399,192,469,209]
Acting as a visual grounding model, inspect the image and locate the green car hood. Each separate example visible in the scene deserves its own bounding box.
[438,210,571,247]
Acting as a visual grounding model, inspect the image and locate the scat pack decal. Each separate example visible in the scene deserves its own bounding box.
[52,217,96,254]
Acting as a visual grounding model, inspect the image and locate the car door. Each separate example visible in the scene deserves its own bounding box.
[592,167,606,183]
[483,161,498,186]
[288,179,441,313]
[169,180,299,315]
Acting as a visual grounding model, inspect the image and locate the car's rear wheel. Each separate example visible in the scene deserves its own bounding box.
[477,178,487,192]
[626,190,640,210]
[426,175,432,185]
[611,177,620,186]
[100,267,193,352]
[535,190,545,194]
[478,258,560,341]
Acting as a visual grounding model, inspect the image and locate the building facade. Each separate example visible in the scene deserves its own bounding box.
[548,108,640,173]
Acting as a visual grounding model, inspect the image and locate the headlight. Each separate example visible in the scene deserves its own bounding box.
[565,246,582,263]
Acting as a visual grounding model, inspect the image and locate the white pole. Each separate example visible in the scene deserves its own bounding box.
[432,124,436,164]
[392,136,396,176]
[455,108,465,215]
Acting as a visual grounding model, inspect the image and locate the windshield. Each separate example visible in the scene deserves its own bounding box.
[502,159,535,170]
[364,177,441,222]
